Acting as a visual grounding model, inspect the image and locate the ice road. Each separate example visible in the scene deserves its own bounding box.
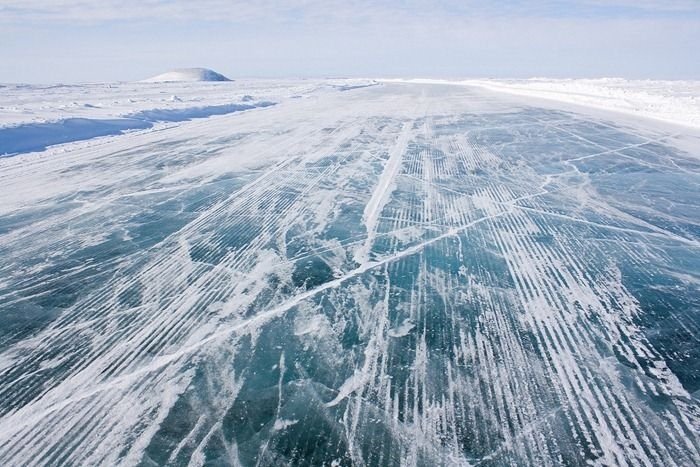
[0,82,699,466]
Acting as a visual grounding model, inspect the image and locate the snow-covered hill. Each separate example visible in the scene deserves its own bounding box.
[142,68,231,83]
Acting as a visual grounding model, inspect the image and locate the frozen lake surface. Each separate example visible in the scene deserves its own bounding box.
[0,82,699,466]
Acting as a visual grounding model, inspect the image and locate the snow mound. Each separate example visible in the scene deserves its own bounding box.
[142,68,231,83]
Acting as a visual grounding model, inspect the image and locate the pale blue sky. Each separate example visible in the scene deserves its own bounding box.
[1,0,699,83]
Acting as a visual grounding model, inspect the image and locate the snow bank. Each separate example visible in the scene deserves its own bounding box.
[142,68,231,83]
[0,118,152,156]
[0,79,372,130]
[126,101,275,122]
[0,78,377,156]
[0,101,274,157]
[384,78,700,129]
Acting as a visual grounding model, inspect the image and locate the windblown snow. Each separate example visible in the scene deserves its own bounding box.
[388,78,700,130]
[0,79,698,466]
[0,79,353,156]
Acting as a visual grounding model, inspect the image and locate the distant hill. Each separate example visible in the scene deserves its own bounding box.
[142,68,231,83]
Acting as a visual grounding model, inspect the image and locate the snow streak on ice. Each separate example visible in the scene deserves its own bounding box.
[0,82,698,466]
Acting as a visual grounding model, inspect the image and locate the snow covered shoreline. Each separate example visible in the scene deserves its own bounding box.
[0,79,374,156]
[383,78,700,130]
[0,78,374,130]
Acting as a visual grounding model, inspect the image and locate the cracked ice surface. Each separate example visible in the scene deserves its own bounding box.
[0,82,699,466]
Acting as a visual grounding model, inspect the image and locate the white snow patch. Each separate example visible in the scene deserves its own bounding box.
[388,318,415,338]
[293,313,331,338]
[272,419,298,431]
[354,121,412,264]
[390,225,424,243]
[326,369,366,407]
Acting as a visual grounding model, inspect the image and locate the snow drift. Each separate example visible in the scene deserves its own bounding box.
[383,78,700,129]
[0,101,274,156]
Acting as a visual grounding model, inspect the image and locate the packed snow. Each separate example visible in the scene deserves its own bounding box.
[0,79,698,466]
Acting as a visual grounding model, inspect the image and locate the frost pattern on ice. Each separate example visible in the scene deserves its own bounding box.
[0,82,698,466]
